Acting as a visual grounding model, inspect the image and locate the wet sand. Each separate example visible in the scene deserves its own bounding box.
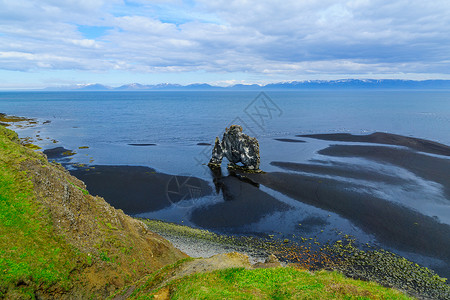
[271,161,410,185]
[238,170,450,262]
[69,164,291,230]
[70,165,212,215]
[61,131,450,277]
[298,132,450,157]
[233,134,450,275]
[318,145,450,198]
[190,171,291,228]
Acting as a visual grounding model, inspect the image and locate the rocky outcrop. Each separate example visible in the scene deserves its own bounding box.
[208,125,261,171]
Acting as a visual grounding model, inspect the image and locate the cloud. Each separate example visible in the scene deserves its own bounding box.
[1,0,450,80]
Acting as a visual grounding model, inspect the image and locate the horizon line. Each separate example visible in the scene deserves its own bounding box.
[3,78,450,91]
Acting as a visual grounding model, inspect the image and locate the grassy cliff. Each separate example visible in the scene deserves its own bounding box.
[0,125,186,299]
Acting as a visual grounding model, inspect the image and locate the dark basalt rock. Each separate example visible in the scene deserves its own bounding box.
[208,125,261,171]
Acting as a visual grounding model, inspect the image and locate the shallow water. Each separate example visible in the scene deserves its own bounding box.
[1,90,450,276]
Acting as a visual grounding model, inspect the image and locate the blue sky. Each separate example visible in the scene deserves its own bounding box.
[1,0,450,89]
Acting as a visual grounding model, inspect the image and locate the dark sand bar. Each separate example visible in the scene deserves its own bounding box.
[299,132,450,156]
[69,164,292,230]
[61,131,450,278]
[271,161,410,185]
[238,170,450,263]
[128,143,157,146]
[274,138,306,143]
[190,172,291,228]
[318,145,450,198]
[70,165,212,215]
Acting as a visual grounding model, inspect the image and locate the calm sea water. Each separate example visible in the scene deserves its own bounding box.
[1,91,449,173]
[1,91,450,275]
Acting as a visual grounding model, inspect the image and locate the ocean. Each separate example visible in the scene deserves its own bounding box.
[1,91,449,171]
[1,90,450,276]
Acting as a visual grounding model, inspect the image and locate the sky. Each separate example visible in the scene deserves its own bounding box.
[1,0,450,89]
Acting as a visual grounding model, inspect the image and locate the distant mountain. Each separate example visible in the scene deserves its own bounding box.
[44,79,450,91]
[44,83,112,91]
[116,83,148,90]
[264,79,450,90]
[78,84,111,91]
[231,84,262,90]
[116,83,184,90]
[184,83,226,90]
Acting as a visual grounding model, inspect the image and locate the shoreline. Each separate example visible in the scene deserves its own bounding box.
[142,219,270,263]
[1,115,449,298]
[3,113,449,275]
[38,130,450,279]
[141,218,450,299]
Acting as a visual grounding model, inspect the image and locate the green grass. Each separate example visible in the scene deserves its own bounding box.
[166,267,412,299]
[67,179,89,195]
[119,260,412,299]
[0,126,79,297]
[143,219,450,299]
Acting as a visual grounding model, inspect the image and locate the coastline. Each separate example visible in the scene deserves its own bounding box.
[37,128,450,279]
[141,218,450,299]
[1,113,450,298]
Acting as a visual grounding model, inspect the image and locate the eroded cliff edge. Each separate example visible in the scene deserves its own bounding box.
[0,125,186,299]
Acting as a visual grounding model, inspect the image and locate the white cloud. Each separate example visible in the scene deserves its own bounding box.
[1,0,450,83]
[67,39,100,48]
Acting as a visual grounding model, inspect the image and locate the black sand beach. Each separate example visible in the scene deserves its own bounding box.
[70,165,212,215]
[190,170,291,228]
[62,131,450,278]
[238,170,450,261]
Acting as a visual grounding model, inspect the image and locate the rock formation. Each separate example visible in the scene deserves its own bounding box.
[208,125,260,171]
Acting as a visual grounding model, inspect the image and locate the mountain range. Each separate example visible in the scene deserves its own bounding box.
[45,79,450,91]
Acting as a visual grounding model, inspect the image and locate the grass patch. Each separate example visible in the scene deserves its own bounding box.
[171,267,411,299]
[62,150,76,156]
[143,219,450,299]
[67,179,89,195]
[169,267,413,299]
[111,257,194,299]
[0,126,79,296]
[22,143,42,150]
[120,263,412,299]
